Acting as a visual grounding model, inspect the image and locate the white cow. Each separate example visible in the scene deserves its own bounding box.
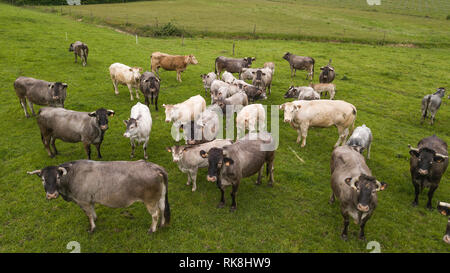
[346,124,373,159]
[109,63,142,100]
[201,72,217,96]
[221,71,238,84]
[280,100,357,148]
[236,104,266,138]
[123,102,152,159]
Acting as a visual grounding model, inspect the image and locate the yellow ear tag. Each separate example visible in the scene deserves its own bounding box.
[225,162,230,166]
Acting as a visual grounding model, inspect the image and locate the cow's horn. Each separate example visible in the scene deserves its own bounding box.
[27,170,41,175]
[435,153,449,159]
[408,144,419,152]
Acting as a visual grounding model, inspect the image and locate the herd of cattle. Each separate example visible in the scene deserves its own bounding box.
[13,40,449,244]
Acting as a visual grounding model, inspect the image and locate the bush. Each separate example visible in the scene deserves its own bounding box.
[152,22,184,37]
[2,0,147,5]
[447,15,450,20]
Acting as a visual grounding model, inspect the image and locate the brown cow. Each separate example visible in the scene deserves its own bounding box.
[150,52,198,82]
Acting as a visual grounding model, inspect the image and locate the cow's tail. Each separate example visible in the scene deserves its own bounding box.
[350,106,357,134]
[423,95,431,119]
[214,57,219,76]
[311,58,315,80]
[160,169,170,225]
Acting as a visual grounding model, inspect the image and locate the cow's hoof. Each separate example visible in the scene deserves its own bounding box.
[230,206,237,212]
[358,235,366,241]
[130,154,134,159]
[411,201,418,207]
[49,154,55,158]
[255,181,262,185]
[301,144,306,148]
[115,92,119,95]
[97,155,102,159]
[341,234,348,241]
[426,204,433,210]
[186,181,191,186]
[268,182,274,187]
[147,229,154,235]
[87,228,95,234]
[191,187,197,192]
[217,202,225,209]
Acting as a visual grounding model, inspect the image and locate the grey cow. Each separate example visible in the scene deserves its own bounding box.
[167,139,233,192]
[215,92,249,114]
[422,87,446,125]
[200,132,275,211]
[284,86,314,99]
[14,76,67,118]
[346,124,373,159]
[330,145,387,240]
[251,68,273,95]
[408,135,448,209]
[319,59,335,83]
[37,107,114,159]
[215,56,255,77]
[27,160,170,234]
[282,52,315,80]
[183,104,222,145]
[139,71,160,111]
[69,41,89,66]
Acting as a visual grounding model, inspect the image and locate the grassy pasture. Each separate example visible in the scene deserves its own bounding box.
[0,3,449,252]
[36,0,450,46]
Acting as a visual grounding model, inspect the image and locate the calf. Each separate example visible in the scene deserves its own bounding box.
[263,62,275,75]
[421,87,445,125]
[437,202,450,244]
[215,56,255,77]
[139,71,160,111]
[222,71,238,84]
[37,107,114,159]
[109,63,142,101]
[200,72,217,96]
[233,80,266,101]
[216,92,248,114]
[151,52,198,82]
[319,59,335,83]
[346,124,373,159]
[14,77,67,118]
[123,102,152,160]
[200,132,275,211]
[184,104,222,145]
[284,86,314,99]
[280,100,356,147]
[210,81,241,103]
[27,160,169,234]
[330,145,387,240]
[69,41,89,66]
[240,68,258,81]
[282,52,315,80]
[236,104,266,138]
[310,83,336,100]
[408,135,448,209]
[167,139,232,192]
[298,87,320,101]
[252,68,273,95]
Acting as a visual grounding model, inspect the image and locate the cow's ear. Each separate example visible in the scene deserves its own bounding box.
[123,120,128,126]
[252,71,256,75]
[166,147,172,153]
[199,150,208,158]
[107,110,115,117]
[344,177,352,185]
[223,157,234,166]
[279,104,285,110]
[88,111,97,117]
[129,68,133,72]
[138,67,143,72]
[262,73,266,76]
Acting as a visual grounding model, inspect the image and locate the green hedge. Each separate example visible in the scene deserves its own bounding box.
[2,0,148,5]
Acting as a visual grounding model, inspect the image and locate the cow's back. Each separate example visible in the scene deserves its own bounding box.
[298,100,356,127]
[14,77,49,99]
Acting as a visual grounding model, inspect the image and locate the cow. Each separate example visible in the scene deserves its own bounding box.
[280,100,357,148]
[421,87,446,125]
[216,92,248,114]
[14,76,67,118]
[437,201,450,244]
[150,52,198,82]
[309,83,336,100]
[222,71,238,84]
[282,52,315,80]
[201,72,217,96]
[139,71,160,111]
[319,59,335,83]
[27,160,170,234]
[233,80,266,102]
[284,86,314,99]
[167,139,232,192]
[183,104,222,145]
[210,81,241,103]
[236,104,266,138]
[69,41,89,67]
[199,132,275,211]
[346,124,373,159]
[123,102,152,160]
[109,63,142,101]
[163,95,206,141]
[330,145,387,240]
[263,62,275,75]
[215,56,255,77]
[252,67,273,95]
[37,107,115,159]
[240,68,258,81]
[408,135,448,209]
[298,87,320,101]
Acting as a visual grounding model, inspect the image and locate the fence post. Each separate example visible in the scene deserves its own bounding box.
[136,34,138,44]
[232,42,235,56]
[253,24,256,36]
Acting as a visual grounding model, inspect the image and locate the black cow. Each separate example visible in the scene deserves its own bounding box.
[319,59,335,83]
[139,71,160,111]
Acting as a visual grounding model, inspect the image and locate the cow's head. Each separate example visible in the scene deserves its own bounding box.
[162,104,178,123]
[188,55,199,65]
[68,43,74,52]
[344,174,387,212]
[282,52,291,61]
[123,116,141,138]
[88,108,115,131]
[284,86,298,98]
[27,166,69,200]
[280,102,300,123]
[48,82,68,107]
[244,57,255,67]
[166,145,190,163]
[130,67,143,83]
[434,87,446,98]
[141,73,160,91]
[252,70,266,84]
[200,147,224,183]
[243,85,265,100]
[320,65,334,81]
[408,145,448,176]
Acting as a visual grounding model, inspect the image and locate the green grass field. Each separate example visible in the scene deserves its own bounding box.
[0,2,449,252]
[36,0,450,46]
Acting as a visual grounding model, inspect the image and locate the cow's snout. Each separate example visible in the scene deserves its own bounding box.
[165,120,170,123]
[100,125,108,130]
[123,132,130,138]
[46,192,58,200]
[284,118,291,123]
[357,204,370,212]
[53,96,59,100]
[418,169,428,175]
[207,175,217,182]
[444,234,450,244]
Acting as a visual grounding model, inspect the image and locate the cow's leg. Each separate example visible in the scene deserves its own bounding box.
[430,111,436,125]
[146,202,160,234]
[255,166,263,185]
[300,123,309,148]
[43,134,54,158]
[177,70,182,82]
[190,169,198,192]
[143,139,148,160]
[83,142,91,160]
[186,171,191,186]
[94,143,102,159]
[113,80,119,95]
[134,88,140,100]
[230,183,239,212]
[150,93,154,105]
[296,129,302,144]
[330,89,335,100]
[329,193,335,204]
[74,53,77,63]
[50,137,58,155]
[268,83,271,95]
[367,141,372,160]
[217,187,225,208]
[341,211,350,241]
[20,98,30,118]
[130,140,135,158]
[334,126,346,148]
[267,159,275,186]
[127,84,134,100]
[79,203,96,233]
[359,214,372,241]
[426,185,438,210]
[27,100,36,116]
[155,94,159,111]
[412,180,419,207]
